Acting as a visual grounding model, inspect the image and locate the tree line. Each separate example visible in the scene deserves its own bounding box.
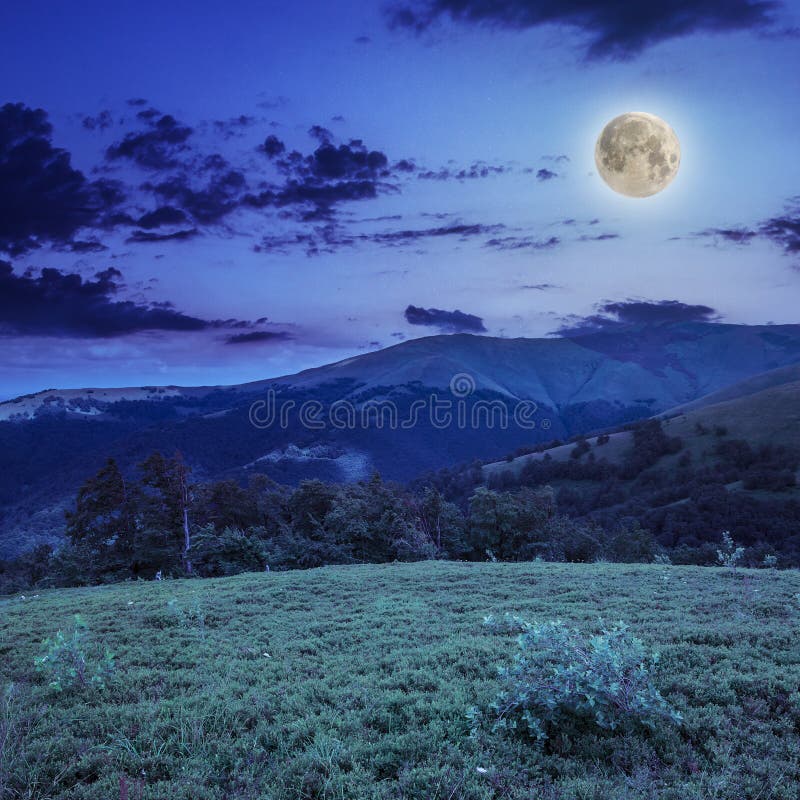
[2,451,662,592]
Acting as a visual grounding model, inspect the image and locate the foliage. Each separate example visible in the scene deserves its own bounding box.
[1,562,800,798]
[478,619,683,744]
[33,614,114,693]
[717,531,745,573]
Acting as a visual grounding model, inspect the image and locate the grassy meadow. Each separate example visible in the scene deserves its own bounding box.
[1,561,799,799]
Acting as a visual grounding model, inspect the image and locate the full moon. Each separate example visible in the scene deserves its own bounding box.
[595,112,680,198]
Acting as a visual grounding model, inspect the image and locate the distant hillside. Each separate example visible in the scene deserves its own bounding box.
[477,377,800,561]
[663,363,800,416]
[484,374,800,480]
[2,321,800,557]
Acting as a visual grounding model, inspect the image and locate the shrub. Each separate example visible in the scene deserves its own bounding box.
[716,531,745,573]
[33,615,115,693]
[475,619,682,744]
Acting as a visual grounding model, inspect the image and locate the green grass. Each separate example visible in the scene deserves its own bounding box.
[2,561,800,799]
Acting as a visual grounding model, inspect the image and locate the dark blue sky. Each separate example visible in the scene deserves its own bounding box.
[1,0,799,397]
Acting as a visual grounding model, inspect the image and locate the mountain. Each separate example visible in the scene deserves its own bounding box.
[478,374,800,562]
[2,321,800,557]
[485,370,800,480]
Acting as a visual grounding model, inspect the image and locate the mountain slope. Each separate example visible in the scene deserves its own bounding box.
[2,322,800,557]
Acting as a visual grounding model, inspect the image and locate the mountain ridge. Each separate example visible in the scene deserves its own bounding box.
[2,321,799,557]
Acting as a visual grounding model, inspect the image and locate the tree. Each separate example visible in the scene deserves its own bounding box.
[409,487,468,558]
[139,451,193,573]
[468,486,556,561]
[64,457,137,578]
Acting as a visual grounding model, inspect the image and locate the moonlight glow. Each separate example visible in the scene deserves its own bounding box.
[595,112,681,198]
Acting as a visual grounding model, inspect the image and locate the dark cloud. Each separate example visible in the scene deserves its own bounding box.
[225,330,292,345]
[309,124,334,143]
[355,35,372,44]
[484,234,559,251]
[556,299,719,336]
[760,199,800,256]
[136,206,189,229]
[67,239,108,254]
[82,110,114,131]
[387,0,781,60]
[578,232,619,241]
[0,103,125,255]
[262,134,286,158]
[692,198,800,261]
[246,133,398,221]
[212,115,256,139]
[535,168,557,181]
[693,226,759,245]
[521,283,560,290]
[106,112,193,170]
[0,262,239,338]
[404,304,487,333]
[126,98,148,107]
[126,228,199,244]
[144,163,247,225]
[418,162,510,181]
[369,222,503,246]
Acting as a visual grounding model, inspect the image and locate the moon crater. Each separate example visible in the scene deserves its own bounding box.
[595,112,680,198]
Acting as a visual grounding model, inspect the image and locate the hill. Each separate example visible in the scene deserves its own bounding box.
[1,561,799,799]
[484,373,800,480]
[2,322,800,557]
[474,378,800,562]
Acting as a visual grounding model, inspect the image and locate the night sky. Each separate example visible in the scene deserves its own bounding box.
[1,0,799,398]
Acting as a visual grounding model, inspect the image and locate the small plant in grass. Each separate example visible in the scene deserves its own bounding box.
[473,619,682,744]
[483,613,531,635]
[716,531,745,574]
[33,615,115,693]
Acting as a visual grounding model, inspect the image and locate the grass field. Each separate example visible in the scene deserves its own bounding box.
[2,562,800,799]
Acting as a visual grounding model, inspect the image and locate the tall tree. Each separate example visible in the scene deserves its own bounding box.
[139,451,194,573]
[65,457,136,575]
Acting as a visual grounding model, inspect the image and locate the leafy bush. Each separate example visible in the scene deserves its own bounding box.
[716,531,745,573]
[476,619,682,744]
[33,615,115,693]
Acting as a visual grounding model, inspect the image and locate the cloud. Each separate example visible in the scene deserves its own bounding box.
[225,330,292,345]
[0,262,243,338]
[82,110,114,131]
[0,103,125,255]
[484,234,559,251]
[578,232,619,241]
[136,206,189,229]
[262,134,286,158]
[691,198,800,261]
[245,133,402,221]
[555,299,719,336]
[369,222,503,246]
[106,112,193,170]
[521,283,560,290]
[536,168,557,181]
[404,304,487,333]
[760,199,800,256]
[693,226,760,245]
[417,162,511,181]
[126,228,199,244]
[212,115,256,139]
[387,0,782,60]
[143,162,247,225]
